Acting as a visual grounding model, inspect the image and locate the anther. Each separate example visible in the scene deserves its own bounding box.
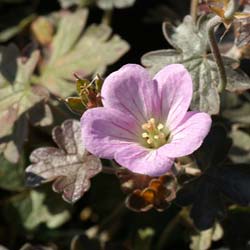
[157,123,164,130]
[147,139,153,144]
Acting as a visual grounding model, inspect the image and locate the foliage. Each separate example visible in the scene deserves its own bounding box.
[141,16,250,114]
[0,0,250,249]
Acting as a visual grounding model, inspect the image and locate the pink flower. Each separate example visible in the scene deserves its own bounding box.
[81,64,212,176]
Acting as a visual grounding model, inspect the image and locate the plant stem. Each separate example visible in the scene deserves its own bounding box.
[207,15,227,92]
[156,208,187,250]
[190,0,199,22]
[102,166,117,175]
[102,9,113,26]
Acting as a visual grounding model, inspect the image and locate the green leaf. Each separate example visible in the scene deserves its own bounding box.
[141,15,250,115]
[65,97,85,114]
[58,0,94,8]
[0,14,35,42]
[24,191,70,230]
[163,16,208,57]
[134,228,155,250]
[4,190,70,231]
[190,223,223,250]
[97,0,136,9]
[0,155,25,191]
[223,103,250,124]
[20,243,57,250]
[0,45,51,162]
[229,129,250,163]
[38,9,129,98]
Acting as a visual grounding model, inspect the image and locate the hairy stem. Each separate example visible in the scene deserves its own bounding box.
[190,0,199,22]
[207,15,227,92]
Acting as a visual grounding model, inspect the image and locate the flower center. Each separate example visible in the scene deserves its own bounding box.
[141,118,171,149]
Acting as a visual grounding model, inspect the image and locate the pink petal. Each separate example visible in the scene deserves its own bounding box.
[158,112,212,158]
[115,144,174,176]
[81,107,140,159]
[154,64,193,130]
[101,64,160,123]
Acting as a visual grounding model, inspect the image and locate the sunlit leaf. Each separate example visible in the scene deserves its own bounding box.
[223,103,250,124]
[97,0,136,9]
[2,190,70,231]
[141,15,250,114]
[38,9,129,98]
[229,129,250,163]
[58,0,94,8]
[31,17,54,46]
[20,243,58,250]
[0,44,51,162]
[134,228,154,250]
[190,223,223,250]
[26,119,102,203]
[24,190,71,230]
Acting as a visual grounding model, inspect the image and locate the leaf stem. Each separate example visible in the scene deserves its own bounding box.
[207,15,227,92]
[190,0,199,22]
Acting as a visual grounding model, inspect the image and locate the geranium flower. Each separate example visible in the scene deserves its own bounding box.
[81,64,211,176]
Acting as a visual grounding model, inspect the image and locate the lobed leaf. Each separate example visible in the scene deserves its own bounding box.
[141,16,250,114]
[0,44,51,162]
[38,10,129,98]
[26,119,102,203]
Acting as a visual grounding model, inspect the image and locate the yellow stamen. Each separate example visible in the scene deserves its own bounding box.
[157,123,164,130]
[141,118,171,149]
[147,139,153,144]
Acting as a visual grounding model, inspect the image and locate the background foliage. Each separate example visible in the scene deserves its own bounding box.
[0,0,250,249]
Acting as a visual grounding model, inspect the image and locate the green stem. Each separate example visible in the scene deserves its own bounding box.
[207,15,227,92]
[190,0,199,22]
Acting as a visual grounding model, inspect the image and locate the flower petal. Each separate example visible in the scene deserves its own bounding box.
[115,144,174,176]
[154,64,193,130]
[81,107,140,159]
[158,111,212,158]
[101,64,160,123]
